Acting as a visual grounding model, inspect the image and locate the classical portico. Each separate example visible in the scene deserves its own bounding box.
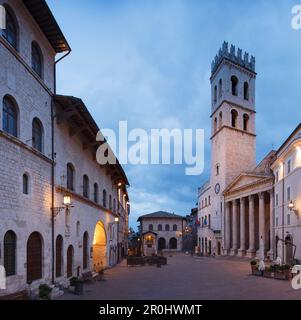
[223,151,276,258]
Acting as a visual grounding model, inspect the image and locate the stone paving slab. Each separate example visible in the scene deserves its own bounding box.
[58,253,301,300]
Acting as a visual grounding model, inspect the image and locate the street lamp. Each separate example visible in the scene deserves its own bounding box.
[53,194,73,217]
[288,200,299,217]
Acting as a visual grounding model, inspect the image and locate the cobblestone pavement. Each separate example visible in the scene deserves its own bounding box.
[58,253,301,300]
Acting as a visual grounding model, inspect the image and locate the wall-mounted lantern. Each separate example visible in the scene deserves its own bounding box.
[288,200,299,217]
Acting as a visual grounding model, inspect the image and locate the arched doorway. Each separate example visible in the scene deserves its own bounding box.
[83,232,89,270]
[217,241,221,255]
[205,238,208,254]
[285,235,293,265]
[56,235,63,278]
[27,232,42,282]
[209,240,212,255]
[93,221,107,271]
[158,238,166,251]
[67,245,74,278]
[169,237,177,250]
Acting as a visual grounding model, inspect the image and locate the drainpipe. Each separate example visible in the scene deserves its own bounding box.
[51,49,71,284]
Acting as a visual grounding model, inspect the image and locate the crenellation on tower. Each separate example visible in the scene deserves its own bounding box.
[211,41,256,76]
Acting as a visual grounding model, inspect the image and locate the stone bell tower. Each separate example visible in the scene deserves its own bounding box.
[209,42,257,237]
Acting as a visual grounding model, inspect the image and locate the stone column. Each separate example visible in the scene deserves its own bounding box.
[238,197,246,256]
[247,195,255,257]
[224,202,231,254]
[268,189,274,259]
[231,199,238,255]
[259,192,265,253]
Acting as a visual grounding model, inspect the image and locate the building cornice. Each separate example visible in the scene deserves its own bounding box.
[0,130,53,164]
[210,125,256,140]
[210,99,256,118]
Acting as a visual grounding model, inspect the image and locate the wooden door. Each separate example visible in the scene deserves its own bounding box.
[27,232,42,282]
[67,245,73,278]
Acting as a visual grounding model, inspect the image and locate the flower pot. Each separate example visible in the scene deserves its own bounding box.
[251,265,257,275]
[74,280,84,295]
[263,271,273,278]
[274,272,289,280]
[253,269,263,276]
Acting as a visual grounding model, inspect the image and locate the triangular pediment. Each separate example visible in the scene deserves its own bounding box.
[224,173,271,194]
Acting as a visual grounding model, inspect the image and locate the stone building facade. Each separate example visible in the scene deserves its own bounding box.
[138,211,186,256]
[0,0,129,297]
[198,41,301,264]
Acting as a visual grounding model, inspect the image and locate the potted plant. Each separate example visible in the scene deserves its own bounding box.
[69,276,84,295]
[98,268,105,281]
[274,264,291,280]
[263,265,273,278]
[38,284,52,300]
[250,260,257,275]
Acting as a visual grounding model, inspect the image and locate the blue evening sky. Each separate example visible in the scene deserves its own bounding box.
[48,0,301,229]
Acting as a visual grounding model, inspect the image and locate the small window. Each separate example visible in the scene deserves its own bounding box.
[83,175,89,198]
[219,112,222,128]
[276,217,279,227]
[67,163,75,191]
[218,79,222,98]
[216,164,220,176]
[214,85,217,103]
[109,195,112,210]
[103,189,107,207]
[243,114,249,131]
[76,221,80,237]
[214,117,217,132]
[165,224,170,231]
[32,118,43,152]
[94,183,99,203]
[220,202,223,213]
[287,214,291,225]
[205,198,207,206]
[3,96,18,137]
[208,196,211,205]
[31,42,43,78]
[287,160,291,175]
[158,224,162,231]
[231,109,238,128]
[2,7,18,49]
[173,224,177,231]
[23,174,29,195]
[276,171,279,183]
[276,194,279,206]
[113,199,116,212]
[149,224,153,231]
[287,187,291,202]
[243,82,249,100]
[231,76,238,96]
[208,214,211,228]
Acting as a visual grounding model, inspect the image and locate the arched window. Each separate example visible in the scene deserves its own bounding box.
[214,117,217,132]
[109,195,112,209]
[243,82,249,100]
[158,224,162,231]
[213,85,217,103]
[231,109,238,128]
[31,42,43,78]
[173,224,177,231]
[67,163,75,191]
[113,199,116,212]
[4,231,16,276]
[55,235,63,278]
[2,6,18,49]
[94,183,99,203]
[216,164,220,176]
[27,232,43,282]
[243,114,249,131]
[149,224,153,231]
[3,96,18,137]
[83,232,89,270]
[219,111,222,128]
[23,173,29,194]
[103,189,107,207]
[165,224,170,231]
[83,175,89,198]
[218,79,222,98]
[32,118,43,152]
[231,76,238,96]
